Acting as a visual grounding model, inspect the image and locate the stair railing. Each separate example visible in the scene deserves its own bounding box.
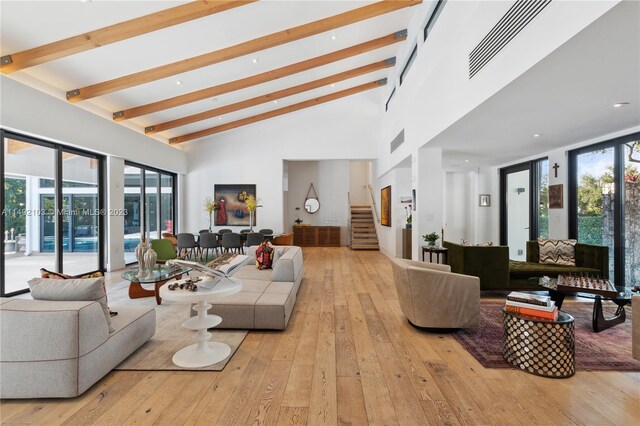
[368,185,380,223]
[347,192,352,247]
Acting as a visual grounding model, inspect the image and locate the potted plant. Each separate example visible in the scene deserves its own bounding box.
[294,218,303,226]
[405,204,412,229]
[423,232,439,247]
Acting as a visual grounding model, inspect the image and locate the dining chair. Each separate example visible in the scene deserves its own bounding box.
[240,229,252,235]
[222,233,243,254]
[176,233,199,260]
[258,229,273,236]
[218,229,232,235]
[198,232,219,262]
[150,239,177,264]
[245,232,265,247]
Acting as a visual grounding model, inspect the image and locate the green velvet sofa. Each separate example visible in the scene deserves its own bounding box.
[443,240,609,291]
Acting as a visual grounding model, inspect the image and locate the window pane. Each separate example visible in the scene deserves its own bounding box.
[624,140,640,284]
[124,165,142,264]
[538,159,549,238]
[62,154,99,275]
[3,139,55,294]
[160,174,173,234]
[145,170,159,241]
[576,147,615,278]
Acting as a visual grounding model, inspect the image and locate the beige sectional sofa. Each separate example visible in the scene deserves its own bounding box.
[0,298,155,399]
[193,245,303,330]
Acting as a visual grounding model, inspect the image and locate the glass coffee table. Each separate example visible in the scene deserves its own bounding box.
[122,264,192,305]
[536,276,633,332]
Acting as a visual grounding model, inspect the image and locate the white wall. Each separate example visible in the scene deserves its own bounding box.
[183,91,380,235]
[1,76,187,174]
[349,161,370,206]
[285,160,350,243]
[444,172,470,244]
[373,165,411,258]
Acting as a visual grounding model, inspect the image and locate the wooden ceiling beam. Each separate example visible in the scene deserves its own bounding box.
[0,1,255,74]
[115,31,406,121]
[68,0,421,102]
[169,79,387,144]
[146,58,395,134]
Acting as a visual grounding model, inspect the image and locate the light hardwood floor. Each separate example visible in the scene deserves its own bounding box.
[1,247,639,425]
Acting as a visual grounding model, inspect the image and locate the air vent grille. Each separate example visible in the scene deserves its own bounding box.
[469,0,552,78]
[390,129,405,153]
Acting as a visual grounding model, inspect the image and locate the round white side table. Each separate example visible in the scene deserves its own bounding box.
[159,277,242,368]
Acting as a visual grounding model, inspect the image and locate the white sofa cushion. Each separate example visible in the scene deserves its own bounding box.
[28,276,114,332]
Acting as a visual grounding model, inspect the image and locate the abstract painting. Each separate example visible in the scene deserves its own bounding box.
[214,184,256,226]
[381,185,391,227]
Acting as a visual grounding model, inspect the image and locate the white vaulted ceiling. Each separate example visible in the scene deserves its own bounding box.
[0,1,420,145]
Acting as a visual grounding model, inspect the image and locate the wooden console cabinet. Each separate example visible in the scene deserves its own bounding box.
[293,226,340,247]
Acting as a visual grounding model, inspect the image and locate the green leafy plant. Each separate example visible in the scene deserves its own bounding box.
[422,232,439,245]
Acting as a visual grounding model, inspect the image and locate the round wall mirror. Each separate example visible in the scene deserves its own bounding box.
[304,198,320,214]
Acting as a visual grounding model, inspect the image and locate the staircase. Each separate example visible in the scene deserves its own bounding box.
[350,205,379,250]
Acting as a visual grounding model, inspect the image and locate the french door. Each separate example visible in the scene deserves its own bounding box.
[500,158,549,260]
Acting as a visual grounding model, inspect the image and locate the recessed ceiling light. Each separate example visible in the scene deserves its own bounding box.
[218,116,223,120]
[533,134,540,138]
[331,84,335,88]
[273,100,278,104]
[331,35,337,40]
[613,102,630,108]
[464,159,469,163]
[176,80,183,85]
[252,58,259,64]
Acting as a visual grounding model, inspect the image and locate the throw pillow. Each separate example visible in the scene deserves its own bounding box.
[256,241,274,270]
[28,277,114,332]
[538,239,576,266]
[272,247,289,266]
[39,269,116,316]
[40,268,73,279]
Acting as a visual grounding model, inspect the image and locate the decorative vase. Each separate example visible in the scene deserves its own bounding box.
[249,210,254,232]
[135,240,148,278]
[144,248,157,279]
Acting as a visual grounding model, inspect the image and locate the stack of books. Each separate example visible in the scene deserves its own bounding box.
[505,291,558,320]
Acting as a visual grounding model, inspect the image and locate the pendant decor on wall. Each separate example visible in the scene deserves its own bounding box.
[214,184,257,226]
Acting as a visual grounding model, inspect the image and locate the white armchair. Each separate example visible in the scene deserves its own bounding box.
[390,258,480,329]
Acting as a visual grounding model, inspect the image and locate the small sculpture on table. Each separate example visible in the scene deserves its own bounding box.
[143,247,157,279]
[135,238,149,278]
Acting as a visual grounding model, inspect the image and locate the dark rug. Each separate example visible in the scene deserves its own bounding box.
[453,301,640,371]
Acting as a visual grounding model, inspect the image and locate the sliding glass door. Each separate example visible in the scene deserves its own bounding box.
[570,133,640,285]
[123,162,176,265]
[1,130,104,296]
